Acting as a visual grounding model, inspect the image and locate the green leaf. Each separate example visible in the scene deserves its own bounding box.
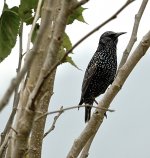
[0,7,20,62]
[67,6,87,24]
[20,0,38,10]
[11,6,19,14]
[3,3,8,11]
[62,32,72,51]
[58,46,81,70]
[31,23,40,43]
[65,56,81,70]
[19,0,38,25]
[59,32,80,69]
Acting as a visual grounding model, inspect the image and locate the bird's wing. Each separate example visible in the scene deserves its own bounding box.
[81,62,98,97]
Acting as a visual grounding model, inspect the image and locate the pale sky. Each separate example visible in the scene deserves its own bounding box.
[0,0,150,158]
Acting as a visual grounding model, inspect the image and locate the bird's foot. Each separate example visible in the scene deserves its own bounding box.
[104,112,107,119]
[78,105,81,110]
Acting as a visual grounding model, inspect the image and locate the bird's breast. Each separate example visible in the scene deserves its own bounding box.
[98,56,117,70]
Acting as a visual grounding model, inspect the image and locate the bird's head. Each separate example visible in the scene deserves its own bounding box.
[99,31,126,46]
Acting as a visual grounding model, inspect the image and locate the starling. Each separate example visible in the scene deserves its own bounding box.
[79,31,126,122]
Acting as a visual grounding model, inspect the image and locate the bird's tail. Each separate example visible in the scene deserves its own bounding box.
[85,107,91,123]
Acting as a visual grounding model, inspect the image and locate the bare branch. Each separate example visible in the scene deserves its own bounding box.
[35,104,115,122]
[46,0,135,77]
[118,0,148,69]
[43,106,63,138]
[67,31,150,158]
[39,103,114,140]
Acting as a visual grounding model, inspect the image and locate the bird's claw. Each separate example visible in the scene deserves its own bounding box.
[104,112,107,119]
[78,105,81,110]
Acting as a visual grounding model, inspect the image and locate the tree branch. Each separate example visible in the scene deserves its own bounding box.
[27,0,62,157]
[67,30,150,158]
[41,104,114,139]
[35,104,115,122]
[43,106,63,138]
[70,0,90,10]
[118,0,148,69]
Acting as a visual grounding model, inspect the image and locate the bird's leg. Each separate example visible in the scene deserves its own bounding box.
[104,112,107,118]
[94,99,107,118]
[78,104,81,110]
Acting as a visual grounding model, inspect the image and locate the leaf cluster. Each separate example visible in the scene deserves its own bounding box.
[0,1,86,69]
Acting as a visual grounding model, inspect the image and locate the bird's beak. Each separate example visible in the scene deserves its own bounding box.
[116,32,126,37]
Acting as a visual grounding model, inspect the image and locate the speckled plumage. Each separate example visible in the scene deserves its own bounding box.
[79,31,126,122]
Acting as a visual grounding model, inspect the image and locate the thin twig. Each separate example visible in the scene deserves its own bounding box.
[46,0,135,77]
[43,106,63,138]
[17,21,24,73]
[26,0,43,53]
[118,0,148,69]
[35,104,115,121]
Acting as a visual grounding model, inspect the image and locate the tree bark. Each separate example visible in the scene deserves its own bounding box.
[10,0,75,158]
[28,1,61,157]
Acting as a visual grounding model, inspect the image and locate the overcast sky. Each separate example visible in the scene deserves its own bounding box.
[0,0,150,158]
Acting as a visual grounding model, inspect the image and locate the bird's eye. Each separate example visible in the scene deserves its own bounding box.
[108,34,115,38]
